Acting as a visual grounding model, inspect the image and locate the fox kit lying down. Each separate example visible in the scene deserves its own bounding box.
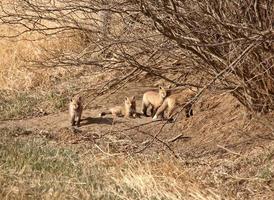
[99,96,136,118]
[69,95,83,127]
[142,86,167,117]
[152,88,196,120]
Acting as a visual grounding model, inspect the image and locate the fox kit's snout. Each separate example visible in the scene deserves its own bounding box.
[69,95,83,127]
[142,86,167,117]
[99,96,136,118]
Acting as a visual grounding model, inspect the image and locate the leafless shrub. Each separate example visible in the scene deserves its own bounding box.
[0,0,273,113]
[133,0,274,113]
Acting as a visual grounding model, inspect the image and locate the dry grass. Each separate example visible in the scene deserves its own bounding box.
[0,67,117,120]
[0,36,46,90]
[0,24,85,91]
[0,127,221,200]
[0,25,117,120]
[1,122,273,200]
[0,89,68,120]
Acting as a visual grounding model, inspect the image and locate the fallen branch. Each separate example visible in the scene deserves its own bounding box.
[168,134,191,143]
[217,145,241,156]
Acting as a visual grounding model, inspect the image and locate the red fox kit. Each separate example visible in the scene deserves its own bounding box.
[99,96,136,118]
[142,86,167,117]
[69,95,83,127]
[152,88,196,120]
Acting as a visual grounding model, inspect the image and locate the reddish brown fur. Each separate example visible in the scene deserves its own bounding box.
[69,95,83,127]
[142,86,167,117]
[153,88,196,120]
[100,96,136,118]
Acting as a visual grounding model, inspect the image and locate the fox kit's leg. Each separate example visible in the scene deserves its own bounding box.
[125,110,136,118]
[151,106,160,118]
[167,100,176,119]
[131,110,137,118]
[158,108,165,119]
[142,101,149,117]
[124,111,130,118]
[150,105,155,117]
[70,114,76,126]
[76,110,82,127]
[76,117,80,127]
[167,106,176,119]
[153,101,168,120]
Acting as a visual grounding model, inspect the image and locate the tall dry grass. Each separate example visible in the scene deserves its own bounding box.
[0,25,96,119]
[0,25,85,91]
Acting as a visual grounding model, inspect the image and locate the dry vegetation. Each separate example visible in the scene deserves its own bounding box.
[0,127,222,200]
[0,0,273,199]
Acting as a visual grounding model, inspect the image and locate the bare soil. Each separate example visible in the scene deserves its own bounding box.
[1,84,274,157]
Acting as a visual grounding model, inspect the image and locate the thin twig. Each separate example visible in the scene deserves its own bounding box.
[217,145,241,156]
[168,134,191,143]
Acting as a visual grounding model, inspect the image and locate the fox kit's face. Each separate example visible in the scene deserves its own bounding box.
[159,86,167,99]
[125,96,136,109]
[71,96,82,110]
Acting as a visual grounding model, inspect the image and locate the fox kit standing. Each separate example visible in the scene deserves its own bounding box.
[152,88,196,120]
[69,95,83,127]
[100,96,136,118]
[142,86,167,117]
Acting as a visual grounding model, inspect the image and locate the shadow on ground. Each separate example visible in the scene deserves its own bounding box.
[81,117,114,126]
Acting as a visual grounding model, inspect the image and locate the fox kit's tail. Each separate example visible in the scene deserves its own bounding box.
[99,111,112,117]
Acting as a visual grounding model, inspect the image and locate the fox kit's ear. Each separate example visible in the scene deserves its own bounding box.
[131,96,136,101]
[159,86,164,90]
[125,96,130,101]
